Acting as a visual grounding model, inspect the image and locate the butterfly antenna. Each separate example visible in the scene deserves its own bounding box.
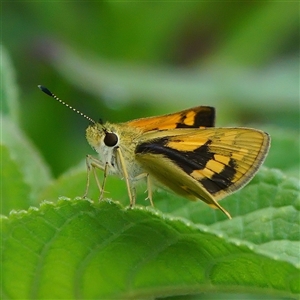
[38,85,96,124]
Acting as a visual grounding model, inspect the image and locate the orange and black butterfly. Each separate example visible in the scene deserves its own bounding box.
[39,85,270,218]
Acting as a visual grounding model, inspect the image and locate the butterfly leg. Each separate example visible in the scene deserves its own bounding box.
[133,173,154,206]
[146,175,154,207]
[100,162,109,201]
[131,186,137,207]
[84,155,106,201]
[83,156,92,198]
[116,147,134,207]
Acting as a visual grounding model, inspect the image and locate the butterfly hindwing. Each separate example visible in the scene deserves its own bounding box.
[126,106,215,132]
[135,128,270,205]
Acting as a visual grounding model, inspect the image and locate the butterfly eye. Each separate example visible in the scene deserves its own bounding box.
[104,132,118,147]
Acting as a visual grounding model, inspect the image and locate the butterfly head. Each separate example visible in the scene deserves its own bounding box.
[86,122,120,154]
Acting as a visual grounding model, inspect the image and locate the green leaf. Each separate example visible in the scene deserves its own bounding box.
[3,166,298,299]
[1,115,52,212]
[0,45,19,123]
[1,199,299,299]
[263,127,300,178]
[1,145,31,215]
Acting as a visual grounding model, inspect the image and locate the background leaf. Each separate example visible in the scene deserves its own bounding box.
[1,145,31,214]
[0,45,19,123]
[1,199,299,299]
[1,115,52,213]
[263,127,300,178]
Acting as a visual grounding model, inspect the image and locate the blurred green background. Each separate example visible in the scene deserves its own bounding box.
[2,2,299,177]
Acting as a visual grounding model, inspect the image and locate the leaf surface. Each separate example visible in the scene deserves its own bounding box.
[2,169,299,300]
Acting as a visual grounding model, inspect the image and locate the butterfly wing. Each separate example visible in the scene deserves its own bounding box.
[126,106,215,132]
[135,128,270,217]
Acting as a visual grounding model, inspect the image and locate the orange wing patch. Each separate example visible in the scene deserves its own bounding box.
[126,106,215,132]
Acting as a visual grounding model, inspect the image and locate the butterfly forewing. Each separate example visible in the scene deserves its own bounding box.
[126,106,215,132]
[135,128,270,204]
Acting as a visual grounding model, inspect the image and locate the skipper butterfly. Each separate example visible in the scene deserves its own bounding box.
[38,85,270,219]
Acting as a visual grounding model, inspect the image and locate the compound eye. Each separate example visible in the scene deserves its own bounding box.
[104,132,118,147]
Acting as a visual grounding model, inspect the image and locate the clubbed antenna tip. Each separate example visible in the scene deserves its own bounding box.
[38,85,53,97]
[37,85,96,124]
